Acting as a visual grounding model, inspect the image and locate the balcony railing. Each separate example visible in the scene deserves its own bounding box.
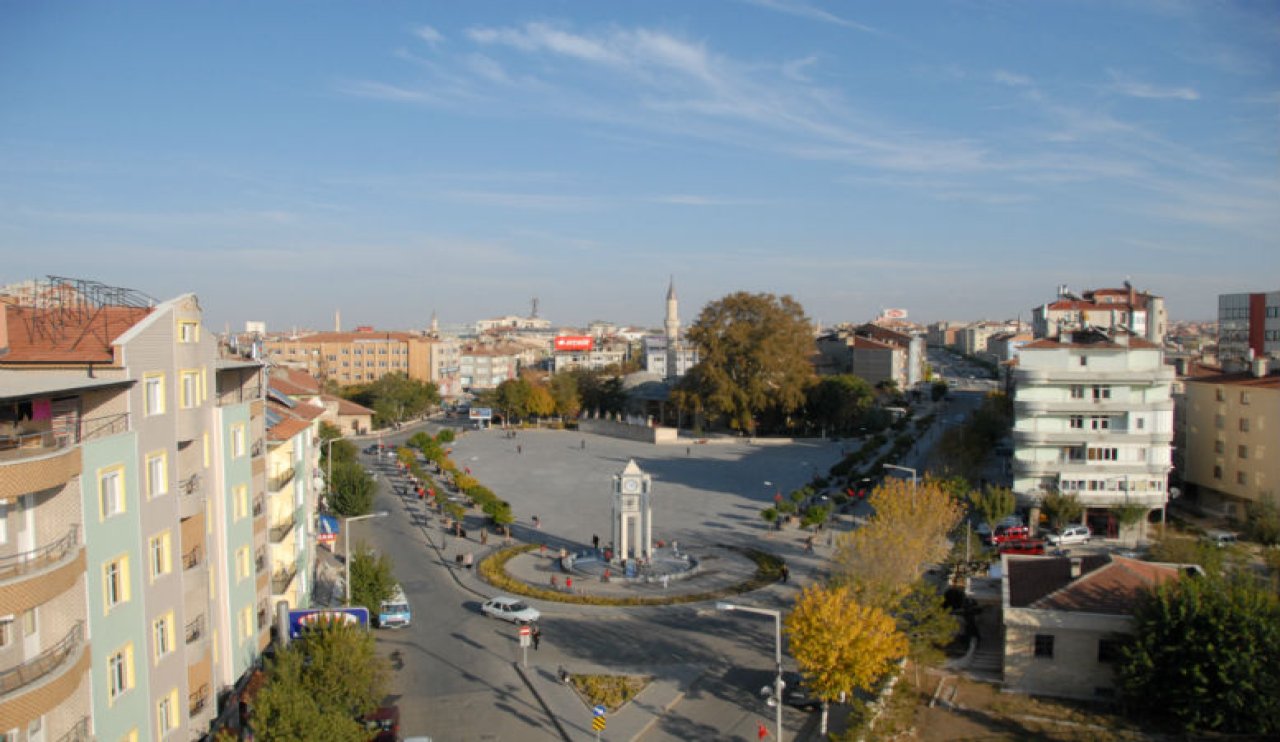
[0,525,79,581]
[252,495,265,517]
[185,614,206,644]
[257,604,269,629]
[268,466,296,492]
[53,716,91,742]
[217,384,264,407]
[269,513,296,543]
[271,564,298,594]
[182,545,202,571]
[0,621,84,697]
[189,682,210,717]
[255,550,267,574]
[251,438,265,458]
[179,472,202,497]
[0,412,129,462]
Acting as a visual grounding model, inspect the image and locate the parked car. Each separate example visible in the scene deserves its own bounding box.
[481,596,541,624]
[1045,525,1091,546]
[759,671,822,711]
[359,705,400,742]
[1202,530,1238,548]
[998,539,1047,555]
[989,524,1030,545]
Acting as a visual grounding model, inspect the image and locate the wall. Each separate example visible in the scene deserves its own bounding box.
[578,418,678,444]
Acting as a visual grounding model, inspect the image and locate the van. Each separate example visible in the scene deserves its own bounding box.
[377,585,411,628]
[1202,530,1238,548]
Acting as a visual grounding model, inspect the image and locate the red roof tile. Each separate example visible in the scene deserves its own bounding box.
[323,394,374,415]
[1,305,153,364]
[1187,371,1280,389]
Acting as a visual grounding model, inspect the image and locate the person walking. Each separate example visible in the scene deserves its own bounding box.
[592,534,600,551]
[780,564,790,583]
[532,625,542,651]
[580,439,586,450]
[517,444,522,454]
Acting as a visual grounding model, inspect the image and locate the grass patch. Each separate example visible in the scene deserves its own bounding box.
[568,673,651,712]
[477,544,785,607]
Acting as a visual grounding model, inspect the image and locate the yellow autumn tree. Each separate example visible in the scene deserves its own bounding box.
[833,476,964,611]
[785,584,908,734]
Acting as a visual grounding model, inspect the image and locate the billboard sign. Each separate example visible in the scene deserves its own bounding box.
[880,308,909,320]
[317,514,339,545]
[287,607,370,638]
[554,335,594,352]
[469,407,493,420]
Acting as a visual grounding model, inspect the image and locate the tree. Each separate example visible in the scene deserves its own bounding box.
[1245,498,1280,546]
[968,485,1016,533]
[1117,573,1280,735]
[1111,503,1149,546]
[252,622,389,742]
[785,584,908,735]
[328,461,374,517]
[349,544,396,618]
[678,292,815,434]
[1039,490,1084,531]
[318,422,357,465]
[548,373,581,419]
[895,581,960,684]
[495,378,532,421]
[805,375,875,436]
[526,384,556,419]
[352,373,439,427]
[834,477,964,611]
[930,380,949,402]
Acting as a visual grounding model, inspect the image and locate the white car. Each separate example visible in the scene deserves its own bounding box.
[1046,525,1091,545]
[481,596,540,624]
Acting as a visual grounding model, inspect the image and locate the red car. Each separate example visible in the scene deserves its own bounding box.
[990,525,1030,545]
[998,539,1046,555]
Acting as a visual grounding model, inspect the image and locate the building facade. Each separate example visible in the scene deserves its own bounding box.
[262,330,432,387]
[1033,284,1167,345]
[1012,329,1174,539]
[1218,290,1280,373]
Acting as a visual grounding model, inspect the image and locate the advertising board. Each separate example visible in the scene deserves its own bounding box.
[469,407,493,420]
[554,335,594,352]
[287,607,370,638]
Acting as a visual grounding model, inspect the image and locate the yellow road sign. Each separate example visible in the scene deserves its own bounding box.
[592,716,606,732]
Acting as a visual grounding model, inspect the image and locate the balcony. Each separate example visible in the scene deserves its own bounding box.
[253,495,265,518]
[217,384,263,407]
[269,513,297,543]
[185,614,207,645]
[255,549,267,574]
[257,603,269,629]
[0,621,84,697]
[0,527,85,617]
[189,682,211,717]
[178,472,205,519]
[271,564,298,594]
[53,717,90,742]
[0,412,130,463]
[1015,367,1175,386]
[0,525,80,583]
[182,545,202,571]
[251,438,265,458]
[268,465,296,492]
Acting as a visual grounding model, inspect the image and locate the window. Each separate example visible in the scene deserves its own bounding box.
[1241,391,1251,405]
[1215,440,1225,454]
[108,645,134,700]
[105,556,131,609]
[1136,417,1145,430]
[1090,416,1110,430]
[1237,471,1247,485]
[1216,387,1226,402]
[1240,418,1251,433]
[22,608,36,637]
[231,425,246,457]
[179,370,200,409]
[153,613,174,660]
[1214,465,1223,480]
[158,689,178,736]
[233,485,249,520]
[144,374,165,416]
[239,605,254,641]
[0,501,7,545]
[146,452,167,498]
[100,466,125,519]
[1091,385,1111,400]
[1070,385,1085,399]
[1069,415,1084,429]
[1078,356,1087,366]
[236,547,251,582]
[1034,634,1055,658]
[1087,447,1118,461]
[178,320,199,343]
[149,533,171,580]
[1238,445,1248,459]
[1215,414,1225,430]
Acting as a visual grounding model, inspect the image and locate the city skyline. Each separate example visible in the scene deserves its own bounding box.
[2,1,1277,329]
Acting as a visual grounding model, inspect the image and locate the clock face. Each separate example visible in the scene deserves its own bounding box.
[622,477,641,494]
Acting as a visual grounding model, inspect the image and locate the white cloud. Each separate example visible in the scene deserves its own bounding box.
[335,79,436,103]
[742,0,881,34]
[415,25,444,46]
[993,70,1033,88]
[1108,71,1199,100]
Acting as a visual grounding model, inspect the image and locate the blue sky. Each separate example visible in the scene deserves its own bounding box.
[2,1,1277,331]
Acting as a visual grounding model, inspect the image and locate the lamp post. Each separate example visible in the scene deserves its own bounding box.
[883,463,918,492]
[322,436,341,508]
[343,511,389,606]
[717,602,784,742]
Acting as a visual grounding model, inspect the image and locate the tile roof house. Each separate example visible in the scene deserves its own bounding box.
[1001,553,1198,700]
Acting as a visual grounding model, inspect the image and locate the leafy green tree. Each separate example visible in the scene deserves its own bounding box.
[677,291,815,434]
[1117,573,1280,735]
[801,504,832,531]
[1245,498,1280,546]
[252,621,389,742]
[574,371,627,416]
[435,428,456,444]
[495,378,532,421]
[548,373,581,419]
[318,421,357,466]
[806,375,875,436]
[350,372,439,427]
[1039,490,1084,531]
[930,380,949,401]
[1111,503,1150,546]
[895,580,960,684]
[328,461,374,517]
[968,485,1016,533]
[349,544,396,618]
[785,584,908,736]
[526,384,556,418]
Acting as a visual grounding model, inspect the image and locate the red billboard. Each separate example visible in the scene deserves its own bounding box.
[554,336,594,352]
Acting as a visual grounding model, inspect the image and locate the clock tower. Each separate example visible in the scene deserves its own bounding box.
[611,459,653,562]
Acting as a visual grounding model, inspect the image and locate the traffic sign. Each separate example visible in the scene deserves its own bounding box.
[519,625,532,636]
[592,716,606,732]
[592,704,607,717]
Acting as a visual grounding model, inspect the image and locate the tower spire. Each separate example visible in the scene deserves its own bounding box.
[664,275,680,343]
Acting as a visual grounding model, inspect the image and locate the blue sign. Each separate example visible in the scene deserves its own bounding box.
[287,607,370,639]
[469,407,493,420]
[592,704,607,717]
[318,514,340,545]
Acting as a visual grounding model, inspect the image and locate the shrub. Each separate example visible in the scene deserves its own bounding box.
[570,674,650,711]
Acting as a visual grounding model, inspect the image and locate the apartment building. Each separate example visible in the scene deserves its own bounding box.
[262,330,431,387]
[1182,361,1279,520]
[816,323,924,390]
[1033,283,1167,344]
[1012,328,1174,540]
[458,345,522,390]
[1218,290,1280,373]
[263,387,322,612]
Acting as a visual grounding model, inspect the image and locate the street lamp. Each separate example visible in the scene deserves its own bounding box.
[883,463,918,492]
[717,602,784,742]
[344,511,389,606]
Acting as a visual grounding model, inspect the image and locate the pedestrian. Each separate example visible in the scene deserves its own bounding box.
[533,515,541,529]
[565,576,573,591]
[592,534,600,551]
[532,625,542,651]
[580,439,586,450]
[540,543,547,556]
[550,574,558,589]
[757,721,769,740]
[464,552,473,569]
[686,446,691,456]
[517,444,522,454]
[481,530,488,546]
[781,564,790,583]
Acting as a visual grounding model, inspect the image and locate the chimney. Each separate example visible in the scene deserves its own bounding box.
[1069,557,1083,578]
[334,309,341,333]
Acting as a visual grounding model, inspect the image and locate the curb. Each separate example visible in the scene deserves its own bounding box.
[513,661,572,742]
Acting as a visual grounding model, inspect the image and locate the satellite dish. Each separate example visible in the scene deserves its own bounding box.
[1169,487,1181,500]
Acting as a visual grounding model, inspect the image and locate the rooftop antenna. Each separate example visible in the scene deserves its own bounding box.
[531,297,539,319]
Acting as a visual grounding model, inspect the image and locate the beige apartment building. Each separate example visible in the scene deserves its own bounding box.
[263,330,433,387]
[1183,363,1280,520]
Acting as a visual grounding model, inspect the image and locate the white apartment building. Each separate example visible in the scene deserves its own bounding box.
[1012,328,1174,540]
